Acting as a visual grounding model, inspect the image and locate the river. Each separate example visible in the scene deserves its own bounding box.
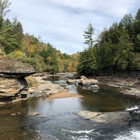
[0,74,140,140]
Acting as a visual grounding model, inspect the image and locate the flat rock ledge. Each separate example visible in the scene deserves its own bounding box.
[122,88,140,98]
[76,111,131,126]
[28,82,66,98]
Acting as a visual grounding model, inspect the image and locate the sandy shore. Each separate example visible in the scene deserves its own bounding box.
[48,91,83,99]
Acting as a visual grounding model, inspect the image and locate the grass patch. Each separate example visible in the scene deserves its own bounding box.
[26,76,39,87]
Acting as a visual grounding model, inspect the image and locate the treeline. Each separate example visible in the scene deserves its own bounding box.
[78,9,140,75]
[0,0,79,73]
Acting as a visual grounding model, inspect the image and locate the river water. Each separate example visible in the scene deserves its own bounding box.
[0,75,140,140]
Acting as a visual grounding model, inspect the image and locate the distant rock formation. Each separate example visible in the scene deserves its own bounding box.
[67,76,100,91]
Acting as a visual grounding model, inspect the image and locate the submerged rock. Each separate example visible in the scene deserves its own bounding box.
[30,112,39,116]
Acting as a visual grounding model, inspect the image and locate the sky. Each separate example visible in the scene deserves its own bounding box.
[5,0,140,54]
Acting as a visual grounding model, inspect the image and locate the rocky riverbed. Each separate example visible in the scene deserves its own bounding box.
[1,57,140,130]
[0,58,69,105]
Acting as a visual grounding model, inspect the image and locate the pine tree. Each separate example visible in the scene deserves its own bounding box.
[78,23,97,75]
[83,23,95,48]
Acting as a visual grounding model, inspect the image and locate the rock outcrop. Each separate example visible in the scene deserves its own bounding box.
[0,58,68,105]
[0,58,35,77]
[0,78,26,98]
[67,76,100,91]
[0,58,35,100]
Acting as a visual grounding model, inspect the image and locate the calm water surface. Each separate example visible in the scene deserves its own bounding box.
[0,75,140,140]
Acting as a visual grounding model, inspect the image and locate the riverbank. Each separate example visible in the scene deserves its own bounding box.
[35,72,140,99]
[29,76,83,99]
[94,73,140,99]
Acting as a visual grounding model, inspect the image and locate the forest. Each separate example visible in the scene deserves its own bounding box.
[0,0,79,73]
[0,0,140,75]
[78,9,140,75]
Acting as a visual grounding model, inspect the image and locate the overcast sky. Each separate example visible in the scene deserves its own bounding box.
[5,0,140,54]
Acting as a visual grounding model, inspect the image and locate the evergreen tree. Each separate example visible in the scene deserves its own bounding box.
[0,0,11,50]
[78,23,97,75]
[83,23,95,48]
[0,0,11,17]
[78,47,97,75]
[2,19,18,53]
[134,9,140,51]
[114,31,135,71]
[12,17,23,50]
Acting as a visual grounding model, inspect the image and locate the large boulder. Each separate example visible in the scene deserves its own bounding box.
[67,76,99,91]
[0,58,35,99]
[0,57,35,78]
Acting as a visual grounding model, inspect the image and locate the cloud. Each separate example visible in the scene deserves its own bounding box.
[5,0,140,54]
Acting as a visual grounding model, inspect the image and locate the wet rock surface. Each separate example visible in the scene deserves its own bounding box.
[77,111,131,126]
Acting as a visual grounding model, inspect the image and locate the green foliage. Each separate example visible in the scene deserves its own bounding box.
[78,47,97,75]
[0,0,79,73]
[78,24,97,75]
[0,0,11,17]
[78,9,140,75]
[137,34,140,41]
[39,43,59,73]
[83,23,95,48]
[26,76,39,87]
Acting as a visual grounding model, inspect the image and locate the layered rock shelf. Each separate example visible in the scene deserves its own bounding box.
[0,58,36,101]
[0,58,67,104]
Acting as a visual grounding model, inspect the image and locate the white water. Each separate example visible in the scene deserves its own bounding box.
[126,106,139,111]
[61,129,104,140]
[114,129,140,140]
[71,135,94,140]
[62,129,95,134]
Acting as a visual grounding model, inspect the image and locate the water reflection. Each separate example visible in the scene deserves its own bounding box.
[0,76,140,140]
[76,86,125,112]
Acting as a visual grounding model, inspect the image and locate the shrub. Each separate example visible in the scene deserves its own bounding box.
[26,76,39,87]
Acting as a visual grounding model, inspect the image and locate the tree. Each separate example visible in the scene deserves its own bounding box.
[114,33,135,71]
[0,0,11,28]
[0,0,11,17]
[1,18,19,54]
[78,24,97,75]
[0,0,11,50]
[83,23,95,48]
[78,47,97,75]
[135,9,140,34]
[12,17,23,50]
[39,43,59,73]
[134,9,140,51]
